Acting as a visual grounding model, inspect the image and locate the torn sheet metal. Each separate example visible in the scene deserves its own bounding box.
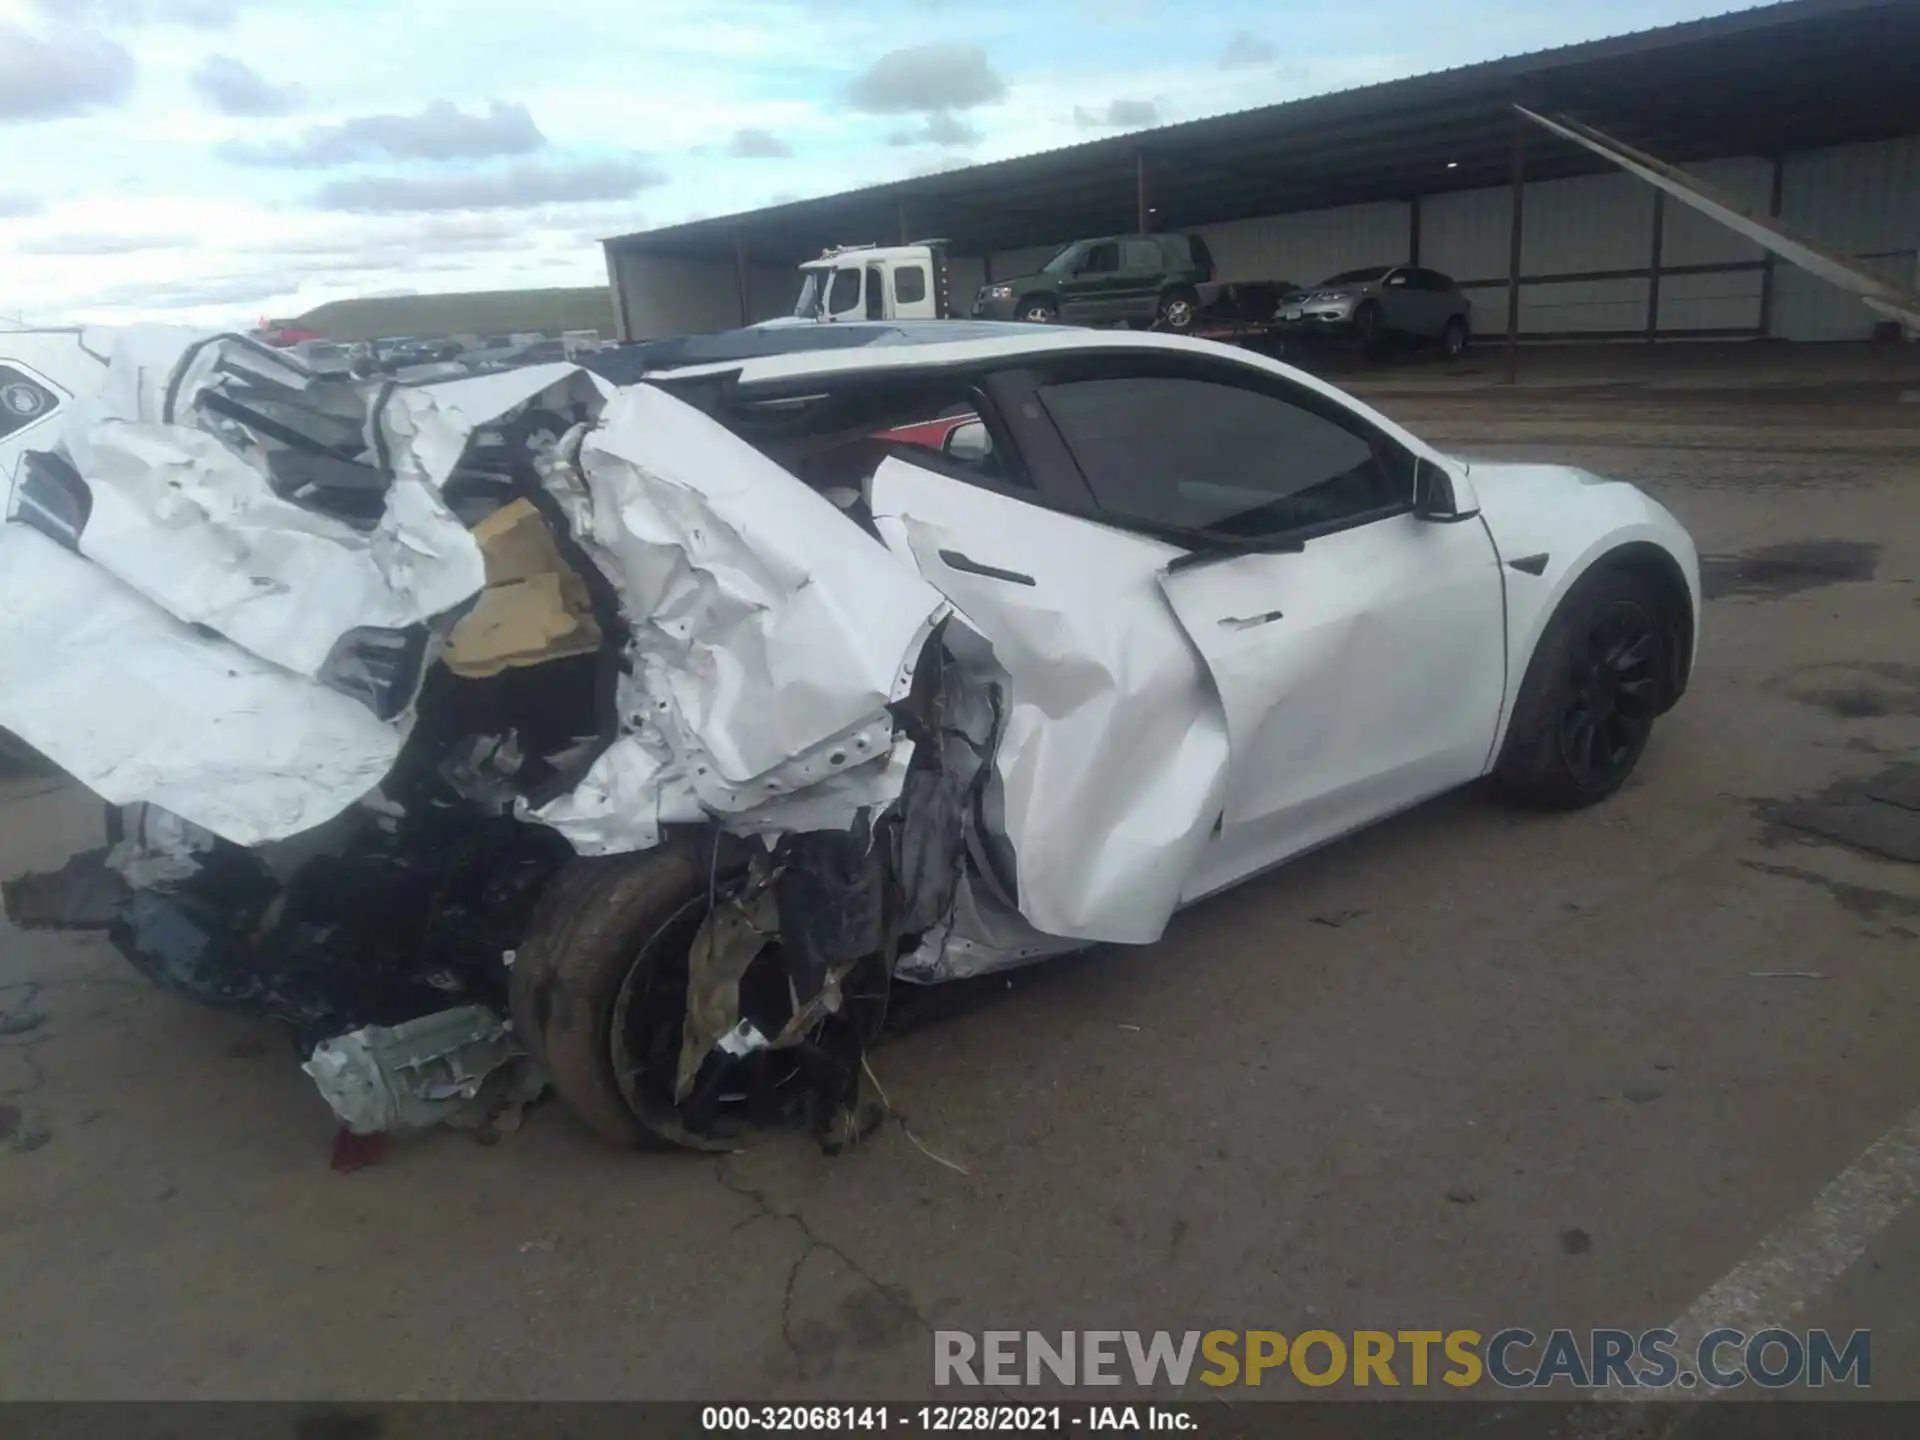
[0,525,404,845]
[55,328,485,681]
[107,802,217,888]
[303,1004,540,1135]
[869,455,1230,946]
[376,364,613,492]
[529,384,953,853]
[897,871,1086,982]
[676,877,780,1100]
[1517,107,1920,332]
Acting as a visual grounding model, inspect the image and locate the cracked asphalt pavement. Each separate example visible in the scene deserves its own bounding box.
[1,347,1916,1403]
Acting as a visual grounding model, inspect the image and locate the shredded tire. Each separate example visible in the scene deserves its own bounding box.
[509,847,713,1149]
[1493,566,1669,810]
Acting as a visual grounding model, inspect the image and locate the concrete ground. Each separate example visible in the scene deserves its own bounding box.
[1,343,1916,1414]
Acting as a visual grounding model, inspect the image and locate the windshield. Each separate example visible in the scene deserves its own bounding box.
[793,271,829,318]
[1318,266,1390,287]
[1041,244,1081,277]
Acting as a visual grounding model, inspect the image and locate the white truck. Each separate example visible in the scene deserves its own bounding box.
[776,242,955,326]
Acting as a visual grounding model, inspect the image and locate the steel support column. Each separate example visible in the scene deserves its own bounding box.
[1757,155,1785,338]
[1645,190,1666,343]
[733,228,750,327]
[1505,108,1526,383]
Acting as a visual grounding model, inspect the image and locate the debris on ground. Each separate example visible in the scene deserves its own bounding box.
[329,1128,388,1173]
[302,1004,545,1137]
[0,848,128,931]
[1310,908,1367,928]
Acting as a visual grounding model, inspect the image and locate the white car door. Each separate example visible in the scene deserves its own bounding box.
[1024,359,1509,902]
[867,453,1230,947]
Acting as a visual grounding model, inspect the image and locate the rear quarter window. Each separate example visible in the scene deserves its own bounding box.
[0,366,60,442]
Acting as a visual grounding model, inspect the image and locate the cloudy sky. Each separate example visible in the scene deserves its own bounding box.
[0,0,1749,327]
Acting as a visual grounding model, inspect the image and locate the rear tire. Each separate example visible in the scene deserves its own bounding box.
[509,847,732,1150]
[1493,567,1670,810]
[1442,316,1470,359]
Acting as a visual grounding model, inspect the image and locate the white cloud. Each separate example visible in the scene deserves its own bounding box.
[0,21,137,122]
[314,158,667,213]
[1074,98,1159,128]
[848,45,1006,114]
[33,0,240,28]
[12,231,191,254]
[0,0,1747,324]
[1220,30,1277,68]
[222,100,545,168]
[889,112,979,147]
[190,55,301,116]
[726,127,793,159]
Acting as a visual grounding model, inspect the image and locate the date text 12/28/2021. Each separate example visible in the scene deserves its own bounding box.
[701,1407,1194,1432]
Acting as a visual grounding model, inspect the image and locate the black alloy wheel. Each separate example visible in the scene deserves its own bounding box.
[1559,599,1659,791]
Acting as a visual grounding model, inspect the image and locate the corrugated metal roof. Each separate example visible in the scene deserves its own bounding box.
[605,0,1920,265]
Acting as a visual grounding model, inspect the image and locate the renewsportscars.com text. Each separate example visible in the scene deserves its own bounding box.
[933,1328,1870,1390]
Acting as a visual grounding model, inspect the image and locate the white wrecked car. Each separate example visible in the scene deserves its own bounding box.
[0,323,1699,1149]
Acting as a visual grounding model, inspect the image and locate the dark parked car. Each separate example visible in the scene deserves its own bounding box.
[972,232,1219,331]
[1276,265,1473,357]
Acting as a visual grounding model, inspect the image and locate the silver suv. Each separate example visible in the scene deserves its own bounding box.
[1277,265,1472,357]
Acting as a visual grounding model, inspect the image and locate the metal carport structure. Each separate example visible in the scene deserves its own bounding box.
[602,0,1920,358]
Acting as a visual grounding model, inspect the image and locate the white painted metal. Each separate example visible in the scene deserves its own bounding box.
[1423,186,1512,286]
[1166,510,1506,906]
[1777,135,1920,339]
[1662,156,1772,267]
[608,251,740,340]
[1521,171,1656,275]
[1658,268,1764,333]
[870,457,1228,946]
[612,124,1920,345]
[1519,109,1920,339]
[1193,200,1410,286]
[1,324,1700,981]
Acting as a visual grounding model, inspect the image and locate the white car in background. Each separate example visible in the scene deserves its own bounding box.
[0,323,1698,1150]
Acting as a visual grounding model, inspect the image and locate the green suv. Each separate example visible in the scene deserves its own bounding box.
[972,232,1217,331]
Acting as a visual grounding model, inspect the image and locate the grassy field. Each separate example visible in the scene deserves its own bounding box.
[290,286,615,342]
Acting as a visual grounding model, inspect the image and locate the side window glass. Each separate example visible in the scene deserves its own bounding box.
[827,267,862,315]
[1037,375,1408,537]
[1082,243,1120,275]
[894,265,927,304]
[1122,240,1160,271]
